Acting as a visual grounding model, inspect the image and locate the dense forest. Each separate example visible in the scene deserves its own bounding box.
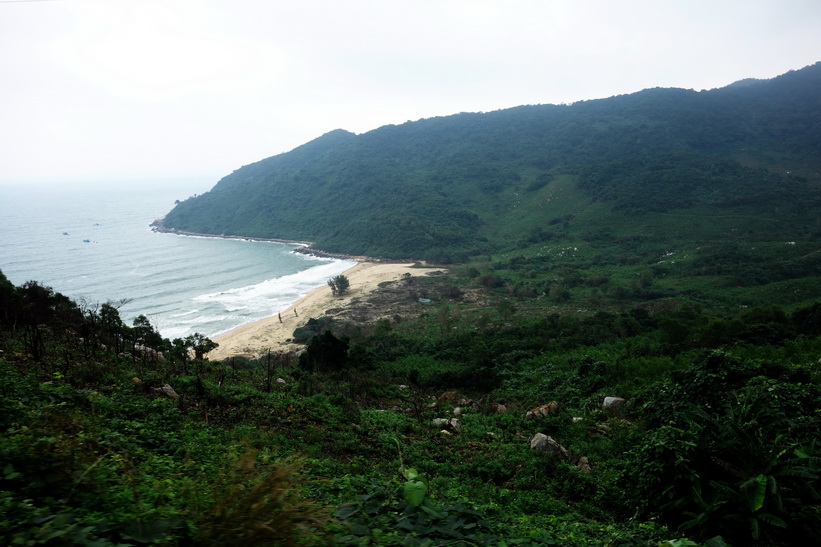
[160,62,821,262]
[4,63,821,545]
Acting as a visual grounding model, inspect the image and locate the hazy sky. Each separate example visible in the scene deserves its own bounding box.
[2,0,820,187]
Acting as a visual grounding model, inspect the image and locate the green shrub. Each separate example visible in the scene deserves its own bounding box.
[194,448,330,545]
[382,354,473,389]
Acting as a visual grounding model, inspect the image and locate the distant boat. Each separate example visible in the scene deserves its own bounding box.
[83,239,91,243]
[63,232,69,235]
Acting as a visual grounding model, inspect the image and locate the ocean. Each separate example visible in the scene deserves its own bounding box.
[0,181,356,340]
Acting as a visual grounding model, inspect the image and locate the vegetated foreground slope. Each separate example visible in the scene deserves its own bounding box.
[161,62,821,260]
[3,266,821,545]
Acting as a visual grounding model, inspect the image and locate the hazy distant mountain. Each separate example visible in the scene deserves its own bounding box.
[160,62,821,260]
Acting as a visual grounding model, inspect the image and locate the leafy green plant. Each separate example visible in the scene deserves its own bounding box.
[628,356,821,545]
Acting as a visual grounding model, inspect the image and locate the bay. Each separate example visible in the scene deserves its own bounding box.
[0,181,355,339]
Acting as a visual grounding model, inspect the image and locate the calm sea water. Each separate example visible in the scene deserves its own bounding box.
[0,181,355,339]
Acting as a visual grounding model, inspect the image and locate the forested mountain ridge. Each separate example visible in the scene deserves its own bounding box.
[160,62,821,260]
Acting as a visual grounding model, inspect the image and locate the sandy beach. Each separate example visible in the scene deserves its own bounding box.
[207,261,420,360]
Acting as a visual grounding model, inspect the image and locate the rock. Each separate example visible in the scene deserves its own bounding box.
[589,424,610,436]
[276,377,286,385]
[572,416,584,423]
[524,401,559,420]
[494,403,507,413]
[453,407,462,416]
[575,456,592,473]
[133,344,165,363]
[131,377,142,384]
[151,384,178,400]
[602,397,627,416]
[438,391,459,404]
[432,417,461,433]
[529,433,569,459]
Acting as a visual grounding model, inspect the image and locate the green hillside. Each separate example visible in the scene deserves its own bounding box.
[160,62,821,263]
[4,63,821,546]
[3,264,821,545]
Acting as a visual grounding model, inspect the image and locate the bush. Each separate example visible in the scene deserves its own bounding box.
[382,355,473,389]
[195,448,330,545]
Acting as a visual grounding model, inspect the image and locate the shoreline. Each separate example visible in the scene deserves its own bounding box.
[150,221,413,263]
[207,261,422,360]
[150,220,314,246]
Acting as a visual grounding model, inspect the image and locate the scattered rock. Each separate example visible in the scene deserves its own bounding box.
[602,397,627,416]
[529,433,569,459]
[132,344,165,363]
[131,377,141,384]
[432,417,461,433]
[494,403,507,413]
[151,384,178,400]
[438,391,459,404]
[524,401,559,420]
[589,425,610,436]
[276,377,286,385]
[596,418,632,432]
[575,456,592,473]
[530,434,593,472]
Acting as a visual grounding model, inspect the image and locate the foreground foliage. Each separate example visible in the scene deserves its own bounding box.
[2,267,819,545]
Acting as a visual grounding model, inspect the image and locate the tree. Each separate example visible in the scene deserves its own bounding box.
[299,329,349,373]
[100,302,128,354]
[0,270,17,326]
[334,274,350,295]
[328,274,350,296]
[185,333,218,361]
[132,314,163,349]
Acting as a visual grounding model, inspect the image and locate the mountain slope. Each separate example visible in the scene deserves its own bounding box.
[160,62,821,260]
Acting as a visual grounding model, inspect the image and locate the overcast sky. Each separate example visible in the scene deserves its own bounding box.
[2,0,820,187]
